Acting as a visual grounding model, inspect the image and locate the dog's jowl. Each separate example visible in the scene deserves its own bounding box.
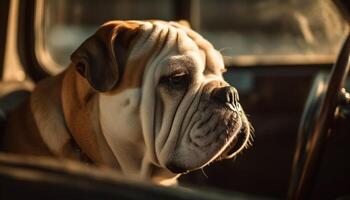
[3,20,252,185]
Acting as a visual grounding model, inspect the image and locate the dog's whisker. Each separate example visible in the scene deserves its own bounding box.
[201,167,209,178]
[218,47,233,53]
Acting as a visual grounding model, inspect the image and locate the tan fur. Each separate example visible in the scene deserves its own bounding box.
[3,72,77,158]
[3,98,52,155]
[61,66,103,162]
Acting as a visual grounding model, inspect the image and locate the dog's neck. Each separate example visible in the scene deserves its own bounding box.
[57,66,177,184]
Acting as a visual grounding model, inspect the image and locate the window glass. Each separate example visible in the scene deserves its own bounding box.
[37,0,173,71]
[199,0,348,65]
[36,0,348,73]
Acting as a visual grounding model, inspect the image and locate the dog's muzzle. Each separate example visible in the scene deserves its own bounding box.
[212,85,252,159]
[166,83,251,173]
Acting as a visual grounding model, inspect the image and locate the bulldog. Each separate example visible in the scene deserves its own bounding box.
[3,20,252,185]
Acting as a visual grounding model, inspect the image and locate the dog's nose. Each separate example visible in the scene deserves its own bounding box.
[211,86,240,108]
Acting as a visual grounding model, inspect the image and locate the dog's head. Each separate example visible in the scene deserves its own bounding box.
[70,20,252,179]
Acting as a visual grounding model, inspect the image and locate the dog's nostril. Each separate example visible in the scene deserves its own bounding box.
[212,86,239,107]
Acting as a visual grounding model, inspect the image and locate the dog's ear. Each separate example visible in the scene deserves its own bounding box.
[71,21,140,92]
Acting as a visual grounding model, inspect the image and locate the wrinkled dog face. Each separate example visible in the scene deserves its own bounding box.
[163,79,252,173]
[73,20,252,177]
[142,22,252,173]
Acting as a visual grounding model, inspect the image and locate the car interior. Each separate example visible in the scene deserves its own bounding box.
[0,0,349,199]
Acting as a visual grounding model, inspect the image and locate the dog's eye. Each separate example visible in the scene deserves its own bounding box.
[169,72,188,84]
[160,71,191,89]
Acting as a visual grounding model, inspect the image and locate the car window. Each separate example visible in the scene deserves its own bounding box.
[199,0,348,66]
[35,0,174,73]
[35,0,348,74]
